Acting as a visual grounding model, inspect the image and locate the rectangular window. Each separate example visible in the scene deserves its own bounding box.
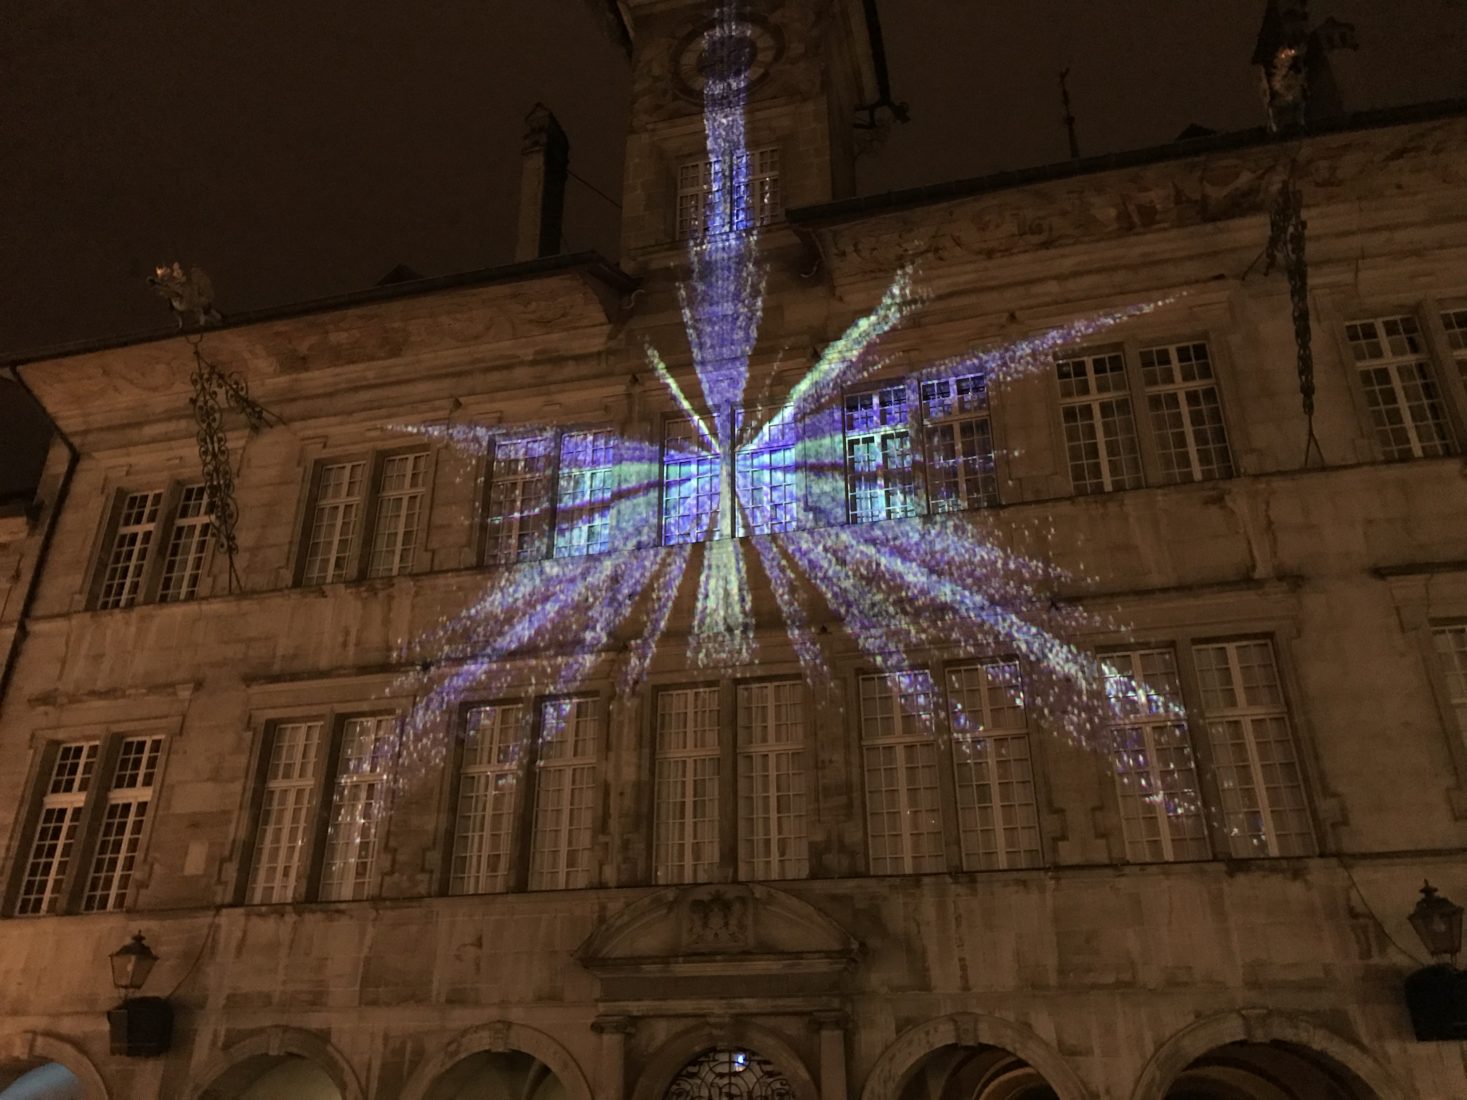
[860,670,944,874]
[554,430,615,558]
[1193,639,1314,858]
[945,660,1040,870]
[319,716,395,902]
[654,686,721,884]
[98,490,163,609]
[1433,623,1467,745]
[845,385,919,523]
[663,416,724,546]
[1442,308,1467,387]
[157,485,212,603]
[735,405,800,534]
[485,435,555,564]
[1345,315,1453,459]
[737,680,808,881]
[1139,341,1234,483]
[15,742,99,915]
[80,736,163,912]
[1104,648,1210,862]
[302,461,366,585]
[247,721,323,904]
[528,697,600,891]
[367,452,428,578]
[677,146,781,240]
[922,374,998,510]
[1056,350,1143,494]
[450,703,525,895]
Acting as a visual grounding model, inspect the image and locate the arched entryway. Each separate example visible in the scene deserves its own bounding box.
[1165,1041,1378,1099]
[0,1062,87,1100]
[199,1055,342,1099]
[419,1051,568,1100]
[664,1047,793,1099]
[0,1035,107,1100]
[860,1014,1087,1100]
[896,1044,1060,1100]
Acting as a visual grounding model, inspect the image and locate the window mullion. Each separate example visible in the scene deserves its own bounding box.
[59,735,121,913]
[1124,341,1162,486]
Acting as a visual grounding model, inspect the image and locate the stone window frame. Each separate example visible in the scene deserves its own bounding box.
[638,669,817,887]
[289,442,437,588]
[3,721,174,917]
[231,704,403,906]
[83,479,219,611]
[840,650,1055,878]
[674,143,783,242]
[1321,292,1467,465]
[437,686,613,897]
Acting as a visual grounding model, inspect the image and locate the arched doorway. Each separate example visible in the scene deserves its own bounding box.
[200,1054,342,1100]
[0,1062,86,1100]
[421,1051,568,1100]
[1165,1041,1378,1100]
[664,1048,793,1099]
[897,1044,1060,1100]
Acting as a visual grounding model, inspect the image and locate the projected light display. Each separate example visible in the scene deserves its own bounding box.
[374,3,1216,842]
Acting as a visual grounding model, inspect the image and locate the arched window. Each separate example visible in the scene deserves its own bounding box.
[666,1048,793,1100]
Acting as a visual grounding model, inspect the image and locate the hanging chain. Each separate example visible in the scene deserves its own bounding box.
[1263,172,1322,466]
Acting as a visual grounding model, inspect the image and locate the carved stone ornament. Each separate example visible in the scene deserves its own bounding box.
[681,886,753,951]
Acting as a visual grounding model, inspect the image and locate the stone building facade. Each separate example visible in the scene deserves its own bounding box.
[3,1,1467,1097]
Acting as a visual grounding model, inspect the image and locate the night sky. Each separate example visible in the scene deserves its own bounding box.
[2,0,1464,493]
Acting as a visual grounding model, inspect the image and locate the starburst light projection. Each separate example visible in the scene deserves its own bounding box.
[355,2,1249,860]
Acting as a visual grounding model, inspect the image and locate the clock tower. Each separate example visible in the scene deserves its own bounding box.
[611,0,892,263]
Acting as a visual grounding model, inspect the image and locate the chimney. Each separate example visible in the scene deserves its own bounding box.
[514,104,570,262]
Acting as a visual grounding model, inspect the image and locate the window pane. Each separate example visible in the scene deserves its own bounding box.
[677,147,781,240]
[663,417,724,546]
[529,697,599,891]
[1193,639,1314,858]
[922,374,998,510]
[367,453,428,578]
[320,716,396,902]
[248,721,322,904]
[485,435,554,564]
[654,687,721,884]
[1104,648,1209,862]
[98,490,163,609]
[158,484,212,602]
[946,660,1040,870]
[846,385,919,523]
[1056,350,1143,494]
[1346,316,1452,459]
[1433,624,1467,748]
[1138,342,1234,483]
[82,736,164,912]
[303,461,365,584]
[554,430,615,558]
[860,670,944,874]
[735,405,801,534]
[16,741,99,915]
[737,680,808,881]
[451,703,525,895]
[1442,308,1467,387]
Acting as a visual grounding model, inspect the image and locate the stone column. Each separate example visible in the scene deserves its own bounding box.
[593,1015,635,1100]
[812,1011,849,1100]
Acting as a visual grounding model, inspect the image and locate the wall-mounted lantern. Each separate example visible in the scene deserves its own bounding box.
[1404,883,1467,1041]
[107,932,172,1057]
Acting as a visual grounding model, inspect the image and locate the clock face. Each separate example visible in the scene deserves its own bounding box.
[673,17,782,101]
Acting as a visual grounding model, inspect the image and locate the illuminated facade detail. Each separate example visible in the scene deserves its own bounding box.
[97,490,163,609]
[1194,639,1315,858]
[319,716,396,902]
[1345,315,1454,459]
[922,373,999,511]
[1443,308,1467,384]
[859,670,944,874]
[665,1048,793,1100]
[663,416,725,545]
[1138,341,1235,483]
[554,429,616,558]
[484,434,555,564]
[677,146,781,241]
[654,686,721,884]
[946,659,1041,871]
[845,384,919,523]
[1056,349,1144,494]
[1104,648,1209,863]
[367,452,429,578]
[15,742,99,915]
[157,484,212,602]
[1433,623,1467,743]
[80,736,163,912]
[735,404,800,534]
[302,460,365,584]
[246,721,322,904]
[450,703,525,895]
[529,697,599,891]
[736,680,809,880]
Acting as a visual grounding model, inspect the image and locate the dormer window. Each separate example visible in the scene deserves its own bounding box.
[676,147,781,240]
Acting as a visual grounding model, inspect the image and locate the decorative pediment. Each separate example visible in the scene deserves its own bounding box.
[576,884,860,1001]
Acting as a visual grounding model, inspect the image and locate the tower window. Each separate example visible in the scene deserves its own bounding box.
[677,147,781,240]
